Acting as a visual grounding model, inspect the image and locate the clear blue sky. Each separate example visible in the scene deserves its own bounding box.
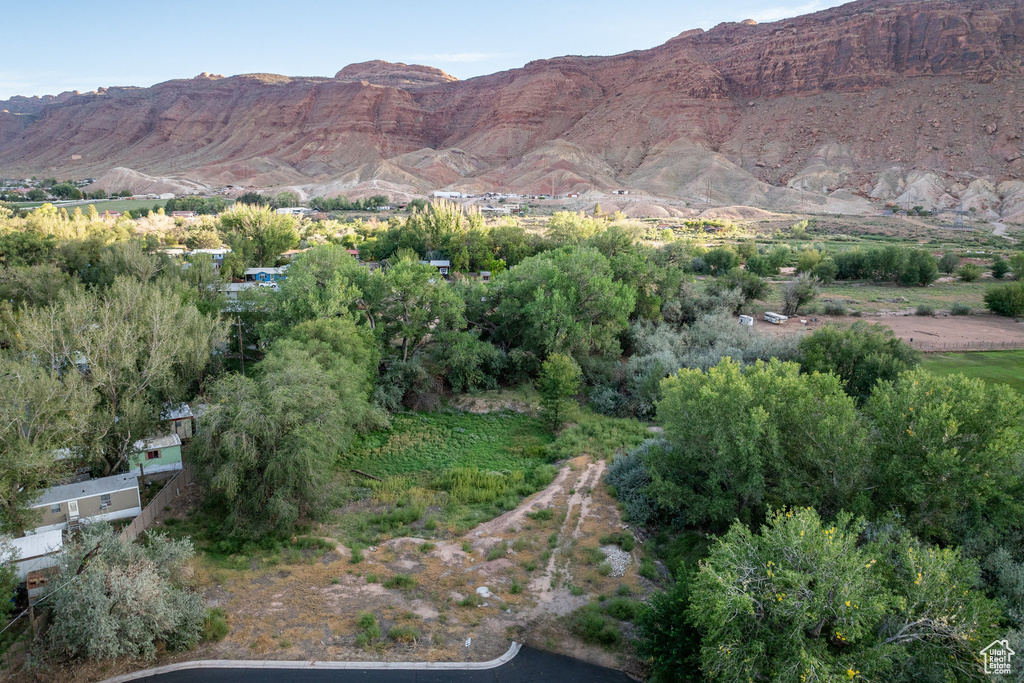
[1,0,846,100]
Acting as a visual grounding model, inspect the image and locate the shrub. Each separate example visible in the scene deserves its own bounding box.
[639,558,659,581]
[583,547,607,565]
[383,574,416,590]
[616,584,633,597]
[950,303,972,316]
[357,611,377,630]
[569,604,621,646]
[823,302,847,316]
[985,281,1024,317]
[510,577,523,594]
[598,561,613,576]
[915,304,935,316]
[958,263,984,282]
[604,597,641,622]
[527,508,553,521]
[487,541,508,561]
[366,573,379,583]
[992,256,1011,279]
[599,532,636,552]
[605,442,659,525]
[349,545,363,564]
[419,542,436,553]
[203,607,230,642]
[461,541,473,553]
[388,626,421,643]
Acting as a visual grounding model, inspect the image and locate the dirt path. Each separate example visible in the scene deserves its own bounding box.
[992,220,1017,242]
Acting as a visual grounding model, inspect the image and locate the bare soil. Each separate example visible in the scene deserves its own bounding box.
[754,311,1024,350]
[37,454,646,683]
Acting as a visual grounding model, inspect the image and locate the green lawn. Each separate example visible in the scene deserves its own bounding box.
[922,350,1024,394]
[71,199,169,213]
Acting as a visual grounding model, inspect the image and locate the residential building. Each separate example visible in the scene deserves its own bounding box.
[275,207,310,216]
[161,403,195,441]
[243,267,288,282]
[171,211,198,218]
[189,248,230,270]
[30,473,141,534]
[2,530,63,581]
[129,434,183,475]
[424,260,451,276]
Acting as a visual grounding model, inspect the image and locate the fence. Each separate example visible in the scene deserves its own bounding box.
[910,339,1024,353]
[119,466,194,541]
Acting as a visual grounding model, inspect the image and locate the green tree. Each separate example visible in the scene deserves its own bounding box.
[26,188,47,201]
[864,369,1024,548]
[16,278,225,475]
[992,256,1011,279]
[490,247,636,364]
[219,204,298,266]
[653,358,867,529]
[183,229,222,250]
[257,244,363,342]
[373,258,466,362]
[190,323,378,538]
[46,524,204,661]
[691,508,1000,682]
[1011,252,1024,280]
[957,263,983,282]
[782,273,819,316]
[0,540,18,619]
[0,356,95,534]
[538,353,582,429]
[796,248,822,274]
[939,251,960,274]
[702,247,739,276]
[984,280,1024,317]
[546,211,601,245]
[798,322,921,403]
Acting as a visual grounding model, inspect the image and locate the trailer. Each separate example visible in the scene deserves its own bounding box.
[764,312,789,325]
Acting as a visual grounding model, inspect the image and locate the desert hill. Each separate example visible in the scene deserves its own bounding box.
[3,0,1024,217]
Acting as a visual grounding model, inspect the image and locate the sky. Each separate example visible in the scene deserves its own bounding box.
[1,0,848,100]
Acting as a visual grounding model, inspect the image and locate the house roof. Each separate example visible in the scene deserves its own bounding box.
[244,267,287,275]
[133,434,182,451]
[428,260,451,267]
[33,473,139,508]
[2,530,63,562]
[161,403,193,421]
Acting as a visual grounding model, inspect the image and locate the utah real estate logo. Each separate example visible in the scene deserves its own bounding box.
[981,639,1015,675]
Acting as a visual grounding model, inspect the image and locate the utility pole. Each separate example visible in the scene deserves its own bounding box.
[237,315,244,377]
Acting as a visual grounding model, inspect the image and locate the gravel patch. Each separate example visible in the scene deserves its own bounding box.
[600,545,632,577]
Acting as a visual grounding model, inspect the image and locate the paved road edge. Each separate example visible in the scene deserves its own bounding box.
[100,641,523,683]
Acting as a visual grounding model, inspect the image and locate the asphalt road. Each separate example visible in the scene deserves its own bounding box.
[130,647,635,683]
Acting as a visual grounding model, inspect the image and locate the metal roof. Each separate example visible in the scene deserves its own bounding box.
[33,473,139,508]
[2,529,63,561]
[161,403,194,421]
[133,434,182,451]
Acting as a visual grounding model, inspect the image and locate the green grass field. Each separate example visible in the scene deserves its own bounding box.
[922,350,1024,394]
[73,199,169,213]
[342,411,553,479]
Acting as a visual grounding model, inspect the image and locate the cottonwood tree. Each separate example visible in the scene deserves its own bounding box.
[865,369,1024,549]
[219,203,298,266]
[490,247,635,363]
[653,358,867,529]
[46,524,204,661]
[799,321,921,403]
[689,508,1000,682]
[15,277,225,475]
[0,357,95,533]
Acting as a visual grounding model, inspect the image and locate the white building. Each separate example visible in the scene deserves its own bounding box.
[275,207,310,216]
[2,530,63,581]
[432,191,462,199]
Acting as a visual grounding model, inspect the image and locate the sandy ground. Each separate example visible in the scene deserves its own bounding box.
[34,453,647,683]
[754,311,1024,351]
